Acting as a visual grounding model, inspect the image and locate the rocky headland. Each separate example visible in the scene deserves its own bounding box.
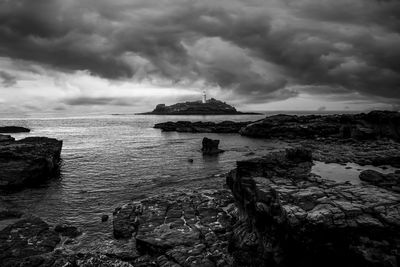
[139,98,259,115]
[154,110,400,141]
[0,136,63,188]
[0,126,30,133]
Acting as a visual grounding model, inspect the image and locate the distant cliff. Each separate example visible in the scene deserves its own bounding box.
[138,98,259,115]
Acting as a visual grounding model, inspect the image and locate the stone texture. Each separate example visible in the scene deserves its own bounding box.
[0,134,15,142]
[0,137,63,188]
[0,216,61,266]
[360,169,400,193]
[202,137,224,155]
[226,148,400,267]
[113,189,238,266]
[54,223,82,238]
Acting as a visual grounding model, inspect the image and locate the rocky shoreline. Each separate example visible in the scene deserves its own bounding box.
[1,111,400,266]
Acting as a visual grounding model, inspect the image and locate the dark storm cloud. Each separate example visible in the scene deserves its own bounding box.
[0,0,399,104]
[0,71,17,87]
[63,96,135,106]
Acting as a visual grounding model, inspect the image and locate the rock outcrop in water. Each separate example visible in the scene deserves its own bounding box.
[226,148,400,267]
[154,110,400,141]
[202,137,224,155]
[139,98,259,115]
[0,126,30,133]
[154,120,251,133]
[0,137,63,188]
[240,110,400,140]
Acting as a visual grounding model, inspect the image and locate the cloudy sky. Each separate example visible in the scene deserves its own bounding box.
[0,0,399,115]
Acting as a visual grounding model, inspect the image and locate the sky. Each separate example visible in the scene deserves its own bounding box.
[0,0,399,115]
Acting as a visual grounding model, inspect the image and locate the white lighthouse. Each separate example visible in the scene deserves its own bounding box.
[202,90,207,104]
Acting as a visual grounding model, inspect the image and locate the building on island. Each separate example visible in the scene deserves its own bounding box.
[202,90,207,104]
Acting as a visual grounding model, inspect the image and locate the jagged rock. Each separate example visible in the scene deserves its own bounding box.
[154,120,251,133]
[54,223,82,238]
[0,216,60,266]
[240,111,400,141]
[227,148,400,267]
[0,126,30,133]
[113,190,237,266]
[0,134,14,142]
[360,170,400,192]
[201,137,224,155]
[0,137,63,188]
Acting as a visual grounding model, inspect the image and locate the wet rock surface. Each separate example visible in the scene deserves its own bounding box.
[154,120,251,133]
[202,137,224,155]
[0,134,15,142]
[113,189,238,266]
[0,216,61,266]
[54,223,82,238]
[227,148,400,267]
[360,169,400,192]
[0,126,30,133]
[0,137,63,188]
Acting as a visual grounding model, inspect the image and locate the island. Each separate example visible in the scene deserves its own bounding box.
[138,92,260,115]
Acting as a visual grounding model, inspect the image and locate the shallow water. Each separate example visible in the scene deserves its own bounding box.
[312,161,400,185]
[1,114,286,250]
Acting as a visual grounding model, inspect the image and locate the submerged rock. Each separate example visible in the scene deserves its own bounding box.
[101,214,109,222]
[227,148,400,267]
[201,137,224,155]
[0,126,30,133]
[0,137,63,188]
[54,223,82,238]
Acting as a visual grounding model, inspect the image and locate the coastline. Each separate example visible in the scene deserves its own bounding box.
[1,111,399,266]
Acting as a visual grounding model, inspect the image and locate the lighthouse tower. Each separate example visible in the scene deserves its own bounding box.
[202,90,207,104]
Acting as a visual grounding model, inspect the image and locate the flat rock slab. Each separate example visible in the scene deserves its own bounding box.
[114,189,238,266]
[0,126,30,133]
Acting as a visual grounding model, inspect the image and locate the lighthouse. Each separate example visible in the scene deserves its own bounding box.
[202,90,207,104]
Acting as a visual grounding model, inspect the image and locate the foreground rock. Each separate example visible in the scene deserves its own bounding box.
[226,148,400,266]
[113,189,238,266]
[0,216,61,266]
[360,169,400,192]
[0,137,63,188]
[154,120,251,133]
[0,126,30,133]
[240,110,400,141]
[202,137,224,155]
[140,98,259,115]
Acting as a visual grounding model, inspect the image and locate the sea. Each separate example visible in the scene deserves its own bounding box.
[0,111,374,252]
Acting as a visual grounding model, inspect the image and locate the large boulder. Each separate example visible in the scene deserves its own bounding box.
[0,137,63,188]
[0,134,14,142]
[201,137,224,155]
